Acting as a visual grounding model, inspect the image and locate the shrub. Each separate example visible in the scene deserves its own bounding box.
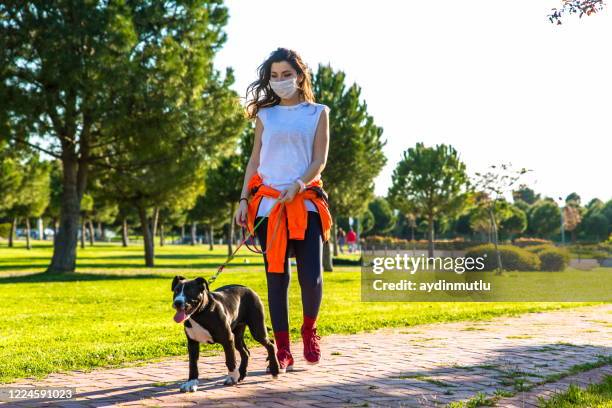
[361,235,478,250]
[465,244,541,271]
[513,237,553,247]
[524,244,555,254]
[538,248,570,271]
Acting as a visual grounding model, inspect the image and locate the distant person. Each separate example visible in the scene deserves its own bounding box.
[337,227,346,253]
[346,228,357,253]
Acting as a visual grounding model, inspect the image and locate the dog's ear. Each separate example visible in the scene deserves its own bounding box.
[172,275,185,291]
[195,277,209,292]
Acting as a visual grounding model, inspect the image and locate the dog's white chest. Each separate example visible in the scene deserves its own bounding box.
[185,319,214,344]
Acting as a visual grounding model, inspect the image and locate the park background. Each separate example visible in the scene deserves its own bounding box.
[0,1,611,405]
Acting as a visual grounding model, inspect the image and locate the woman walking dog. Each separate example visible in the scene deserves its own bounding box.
[234,47,332,372]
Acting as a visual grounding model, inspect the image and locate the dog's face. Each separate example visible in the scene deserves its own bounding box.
[171,276,209,323]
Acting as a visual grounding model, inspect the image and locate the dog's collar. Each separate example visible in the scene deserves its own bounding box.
[186,293,210,320]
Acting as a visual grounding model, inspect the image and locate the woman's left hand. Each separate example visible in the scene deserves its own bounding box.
[278,182,301,203]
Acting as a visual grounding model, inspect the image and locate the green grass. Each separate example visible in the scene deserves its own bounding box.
[538,375,612,407]
[0,240,603,384]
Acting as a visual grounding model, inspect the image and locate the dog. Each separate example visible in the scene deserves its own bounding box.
[171,275,280,392]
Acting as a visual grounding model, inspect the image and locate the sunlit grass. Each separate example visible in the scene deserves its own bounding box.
[0,240,600,383]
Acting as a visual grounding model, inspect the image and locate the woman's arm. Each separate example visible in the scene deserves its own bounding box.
[234,116,263,226]
[299,106,330,184]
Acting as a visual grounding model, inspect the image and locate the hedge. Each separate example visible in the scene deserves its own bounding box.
[361,235,479,250]
[512,237,553,247]
[464,244,541,271]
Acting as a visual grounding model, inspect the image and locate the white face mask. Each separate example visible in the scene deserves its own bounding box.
[269,77,298,99]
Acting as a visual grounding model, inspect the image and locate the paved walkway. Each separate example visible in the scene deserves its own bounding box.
[4,304,611,408]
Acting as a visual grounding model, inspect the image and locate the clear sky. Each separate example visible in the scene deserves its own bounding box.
[214,0,611,205]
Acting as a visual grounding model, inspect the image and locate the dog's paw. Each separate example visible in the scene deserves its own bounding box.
[179,379,199,393]
[239,367,247,381]
[223,369,240,386]
[223,375,237,386]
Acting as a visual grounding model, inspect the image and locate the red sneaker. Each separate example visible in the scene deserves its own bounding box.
[301,325,321,364]
[277,347,294,373]
[266,347,294,373]
[267,331,294,373]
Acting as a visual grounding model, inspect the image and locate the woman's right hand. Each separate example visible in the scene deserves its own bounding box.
[234,200,248,227]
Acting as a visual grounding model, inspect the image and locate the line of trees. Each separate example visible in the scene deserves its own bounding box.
[2,3,608,275]
[0,2,387,273]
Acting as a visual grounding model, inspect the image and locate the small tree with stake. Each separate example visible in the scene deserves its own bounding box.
[472,164,531,274]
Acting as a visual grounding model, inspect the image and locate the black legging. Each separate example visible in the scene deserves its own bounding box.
[254,211,323,333]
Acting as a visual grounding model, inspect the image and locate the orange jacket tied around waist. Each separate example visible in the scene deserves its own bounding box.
[246,173,332,273]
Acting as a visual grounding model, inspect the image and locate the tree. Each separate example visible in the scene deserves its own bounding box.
[548,0,605,24]
[199,154,244,255]
[512,185,540,205]
[1,1,230,273]
[471,163,530,273]
[0,143,23,241]
[578,199,610,242]
[499,204,527,239]
[43,160,63,239]
[312,64,387,270]
[388,143,468,257]
[7,155,51,249]
[528,200,561,238]
[79,193,94,249]
[92,22,241,266]
[367,197,396,236]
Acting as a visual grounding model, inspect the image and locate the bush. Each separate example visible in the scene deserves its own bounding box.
[524,244,555,254]
[538,248,570,271]
[513,237,553,247]
[465,244,541,271]
[361,235,478,250]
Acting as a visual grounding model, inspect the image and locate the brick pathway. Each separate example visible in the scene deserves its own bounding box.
[4,304,611,408]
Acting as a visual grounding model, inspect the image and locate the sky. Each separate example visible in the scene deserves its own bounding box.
[214,0,611,205]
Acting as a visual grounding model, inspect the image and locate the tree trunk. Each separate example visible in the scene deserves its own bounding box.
[488,206,503,275]
[8,217,16,248]
[47,155,86,274]
[88,220,95,246]
[138,206,155,267]
[332,222,339,256]
[152,207,159,238]
[37,218,44,241]
[122,218,129,247]
[227,205,235,256]
[181,224,185,241]
[52,218,58,240]
[160,223,165,247]
[191,222,197,246]
[209,224,214,251]
[25,218,31,250]
[80,219,86,249]
[427,214,435,258]
[323,240,333,271]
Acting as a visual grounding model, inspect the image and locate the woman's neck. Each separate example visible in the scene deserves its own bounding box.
[278,94,304,106]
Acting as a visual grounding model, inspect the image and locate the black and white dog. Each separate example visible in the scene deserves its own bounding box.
[171,276,280,392]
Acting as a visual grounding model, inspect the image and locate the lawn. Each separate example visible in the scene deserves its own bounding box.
[0,240,602,383]
[538,375,612,407]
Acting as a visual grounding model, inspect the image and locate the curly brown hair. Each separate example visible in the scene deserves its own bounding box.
[245,47,315,120]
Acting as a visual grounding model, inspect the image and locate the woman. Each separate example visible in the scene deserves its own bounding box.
[234,47,332,372]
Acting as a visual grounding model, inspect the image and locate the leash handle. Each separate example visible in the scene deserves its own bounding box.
[207,197,282,285]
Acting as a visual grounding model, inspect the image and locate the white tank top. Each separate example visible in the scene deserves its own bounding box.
[255,101,330,217]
